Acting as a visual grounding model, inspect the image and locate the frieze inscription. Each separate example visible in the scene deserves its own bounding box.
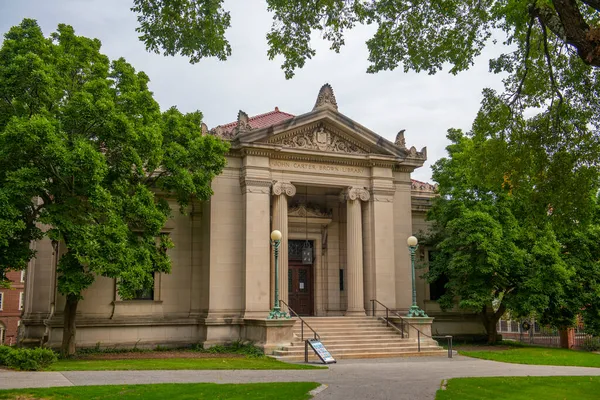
[270,160,367,176]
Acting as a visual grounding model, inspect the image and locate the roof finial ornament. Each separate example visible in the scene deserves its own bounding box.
[313,83,338,111]
[395,129,406,148]
[234,110,252,135]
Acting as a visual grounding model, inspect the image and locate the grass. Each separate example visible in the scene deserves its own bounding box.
[0,382,320,400]
[436,376,600,400]
[459,344,600,368]
[47,356,324,371]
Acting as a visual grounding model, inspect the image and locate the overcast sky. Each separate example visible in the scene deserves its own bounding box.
[0,0,506,182]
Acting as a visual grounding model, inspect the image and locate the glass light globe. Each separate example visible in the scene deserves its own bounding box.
[271,230,282,241]
[407,236,418,247]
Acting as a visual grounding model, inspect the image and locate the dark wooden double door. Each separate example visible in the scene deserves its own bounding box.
[288,261,313,316]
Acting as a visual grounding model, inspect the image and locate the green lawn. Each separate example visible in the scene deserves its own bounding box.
[48,356,324,371]
[459,345,600,368]
[0,382,320,400]
[436,376,600,400]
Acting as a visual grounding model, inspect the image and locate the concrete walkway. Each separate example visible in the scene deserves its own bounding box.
[2,356,600,399]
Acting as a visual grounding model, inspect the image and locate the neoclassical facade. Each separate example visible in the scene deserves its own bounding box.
[21,84,484,349]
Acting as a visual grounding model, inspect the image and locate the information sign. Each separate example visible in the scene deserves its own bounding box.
[307,339,336,364]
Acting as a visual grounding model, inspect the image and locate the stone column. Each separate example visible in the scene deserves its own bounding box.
[271,181,296,311]
[340,187,370,316]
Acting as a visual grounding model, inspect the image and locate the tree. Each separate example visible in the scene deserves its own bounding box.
[424,121,599,343]
[540,198,600,334]
[132,1,600,211]
[0,19,229,356]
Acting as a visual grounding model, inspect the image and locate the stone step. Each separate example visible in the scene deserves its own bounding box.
[286,338,414,346]
[276,343,440,354]
[274,349,448,361]
[293,327,398,335]
[273,316,440,361]
[305,333,405,340]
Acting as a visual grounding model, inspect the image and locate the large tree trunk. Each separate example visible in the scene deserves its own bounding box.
[480,303,506,344]
[61,295,79,357]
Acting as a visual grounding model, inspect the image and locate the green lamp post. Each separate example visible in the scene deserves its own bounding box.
[268,229,289,319]
[407,235,428,318]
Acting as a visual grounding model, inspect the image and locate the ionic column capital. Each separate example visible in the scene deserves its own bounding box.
[340,186,370,202]
[272,181,297,197]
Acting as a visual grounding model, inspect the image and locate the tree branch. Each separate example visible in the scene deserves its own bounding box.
[510,15,535,107]
[549,0,600,66]
[581,0,600,12]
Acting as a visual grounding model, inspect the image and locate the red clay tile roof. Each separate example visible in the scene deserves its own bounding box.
[219,107,295,133]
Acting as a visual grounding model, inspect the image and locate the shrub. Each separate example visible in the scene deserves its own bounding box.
[205,341,264,357]
[3,347,57,371]
[0,345,12,365]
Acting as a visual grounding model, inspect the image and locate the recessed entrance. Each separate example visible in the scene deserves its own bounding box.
[288,240,314,316]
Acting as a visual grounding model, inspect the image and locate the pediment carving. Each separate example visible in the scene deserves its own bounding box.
[289,203,333,219]
[269,126,367,155]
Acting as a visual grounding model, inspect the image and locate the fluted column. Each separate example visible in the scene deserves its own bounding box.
[341,187,370,316]
[271,181,296,311]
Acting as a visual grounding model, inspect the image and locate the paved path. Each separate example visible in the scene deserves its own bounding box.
[2,356,600,399]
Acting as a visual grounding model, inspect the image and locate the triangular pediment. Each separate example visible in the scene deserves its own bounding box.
[266,124,369,155]
[234,110,412,158]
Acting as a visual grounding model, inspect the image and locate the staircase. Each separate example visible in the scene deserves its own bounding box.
[272,316,447,361]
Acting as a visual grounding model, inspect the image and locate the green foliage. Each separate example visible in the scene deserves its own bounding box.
[48,357,322,371]
[437,376,600,400]
[202,341,265,358]
[0,345,11,365]
[0,382,321,400]
[0,19,229,353]
[458,346,600,368]
[132,0,231,63]
[0,346,58,371]
[425,128,579,339]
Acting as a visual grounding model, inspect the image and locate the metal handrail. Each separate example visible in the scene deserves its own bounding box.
[279,299,320,341]
[370,299,453,358]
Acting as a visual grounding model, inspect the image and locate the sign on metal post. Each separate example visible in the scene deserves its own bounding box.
[307,339,336,364]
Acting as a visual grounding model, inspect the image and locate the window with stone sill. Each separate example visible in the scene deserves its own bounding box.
[19,291,24,310]
[131,273,155,301]
[121,232,169,301]
[0,292,3,310]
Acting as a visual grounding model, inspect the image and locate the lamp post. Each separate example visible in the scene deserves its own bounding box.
[268,230,289,319]
[407,235,428,318]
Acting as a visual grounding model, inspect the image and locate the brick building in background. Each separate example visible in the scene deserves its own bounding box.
[0,270,25,345]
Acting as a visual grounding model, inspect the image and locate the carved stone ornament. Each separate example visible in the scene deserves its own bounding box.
[234,110,253,135]
[406,146,427,160]
[288,203,333,218]
[209,125,234,140]
[395,129,406,148]
[340,187,370,202]
[313,83,338,111]
[274,126,366,154]
[240,179,271,194]
[272,181,297,197]
[411,180,438,192]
